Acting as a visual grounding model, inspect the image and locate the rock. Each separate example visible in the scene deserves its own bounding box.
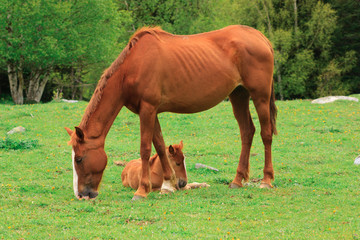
[62,99,78,103]
[195,163,219,171]
[354,155,360,165]
[7,126,26,135]
[311,96,359,104]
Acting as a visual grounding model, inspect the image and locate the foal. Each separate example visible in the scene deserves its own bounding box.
[121,141,209,192]
[121,141,188,191]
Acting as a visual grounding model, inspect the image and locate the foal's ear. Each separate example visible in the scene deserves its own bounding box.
[179,140,184,149]
[65,127,73,136]
[75,127,85,142]
[169,145,175,155]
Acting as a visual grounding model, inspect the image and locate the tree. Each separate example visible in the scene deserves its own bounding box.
[0,0,126,104]
[118,0,212,34]
[327,0,360,94]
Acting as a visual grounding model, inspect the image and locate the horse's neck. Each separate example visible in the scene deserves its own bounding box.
[80,75,124,139]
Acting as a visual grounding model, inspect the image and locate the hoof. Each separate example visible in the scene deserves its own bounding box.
[229,182,243,189]
[259,182,273,189]
[132,195,145,201]
[160,180,176,194]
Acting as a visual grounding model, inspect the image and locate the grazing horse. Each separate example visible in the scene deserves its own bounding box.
[65,25,277,200]
[121,141,188,191]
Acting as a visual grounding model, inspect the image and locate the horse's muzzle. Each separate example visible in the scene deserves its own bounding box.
[177,178,187,189]
[78,190,98,200]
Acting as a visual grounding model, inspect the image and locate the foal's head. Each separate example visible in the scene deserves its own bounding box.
[167,141,187,189]
[65,127,107,199]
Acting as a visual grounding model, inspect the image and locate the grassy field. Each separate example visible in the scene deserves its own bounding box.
[1,95,360,239]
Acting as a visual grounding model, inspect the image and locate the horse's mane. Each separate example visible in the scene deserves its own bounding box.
[80,26,166,128]
[129,26,166,45]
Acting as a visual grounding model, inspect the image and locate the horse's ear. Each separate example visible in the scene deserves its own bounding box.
[169,145,175,155]
[180,140,183,149]
[75,127,85,142]
[65,127,73,136]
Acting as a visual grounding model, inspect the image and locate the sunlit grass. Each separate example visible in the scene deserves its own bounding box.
[1,95,360,239]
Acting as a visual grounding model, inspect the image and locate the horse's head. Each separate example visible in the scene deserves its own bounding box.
[65,127,107,200]
[167,141,187,189]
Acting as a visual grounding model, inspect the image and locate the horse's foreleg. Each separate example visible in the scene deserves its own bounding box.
[152,116,177,193]
[133,102,156,200]
[229,87,255,188]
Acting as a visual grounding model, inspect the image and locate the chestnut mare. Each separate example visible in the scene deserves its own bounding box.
[65,25,277,200]
[121,141,187,191]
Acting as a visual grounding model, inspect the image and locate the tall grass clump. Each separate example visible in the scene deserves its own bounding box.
[0,137,39,150]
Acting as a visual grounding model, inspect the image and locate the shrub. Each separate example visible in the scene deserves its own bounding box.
[0,137,39,150]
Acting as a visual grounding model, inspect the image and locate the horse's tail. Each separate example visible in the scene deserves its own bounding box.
[270,81,278,135]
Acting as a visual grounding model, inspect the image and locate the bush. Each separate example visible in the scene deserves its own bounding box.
[0,137,39,150]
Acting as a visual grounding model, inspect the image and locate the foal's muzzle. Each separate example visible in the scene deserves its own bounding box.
[177,178,187,189]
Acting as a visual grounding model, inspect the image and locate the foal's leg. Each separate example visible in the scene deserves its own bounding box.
[152,116,177,193]
[229,86,255,188]
[133,102,156,200]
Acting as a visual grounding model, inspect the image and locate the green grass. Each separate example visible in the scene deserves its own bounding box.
[1,96,360,239]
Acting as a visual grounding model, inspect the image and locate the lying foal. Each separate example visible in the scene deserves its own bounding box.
[121,141,209,192]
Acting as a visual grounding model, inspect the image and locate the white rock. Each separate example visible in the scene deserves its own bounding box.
[354,155,360,165]
[7,126,26,135]
[311,96,359,104]
[195,163,219,171]
[62,99,78,103]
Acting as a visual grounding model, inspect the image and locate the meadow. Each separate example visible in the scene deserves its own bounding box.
[1,95,359,239]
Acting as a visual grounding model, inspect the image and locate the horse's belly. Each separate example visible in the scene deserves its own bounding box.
[159,72,240,113]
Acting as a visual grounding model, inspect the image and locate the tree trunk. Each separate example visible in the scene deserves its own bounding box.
[294,0,298,34]
[26,70,51,103]
[70,67,77,100]
[7,62,24,105]
[294,0,299,49]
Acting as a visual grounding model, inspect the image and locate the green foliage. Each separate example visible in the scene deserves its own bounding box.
[316,60,350,97]
[0,137,39,150]
[282,50,315,98]
[0,0,129,103]
[316,50,357,97]
[306,1,337,55]
[329,0,360,93]
[51,90,63,102]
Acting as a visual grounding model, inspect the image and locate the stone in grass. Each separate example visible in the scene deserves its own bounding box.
[354,155,360,165]
[195,163,219,172]
[7,126,26,135]
[311,96,359,104]
[62,99,78,103]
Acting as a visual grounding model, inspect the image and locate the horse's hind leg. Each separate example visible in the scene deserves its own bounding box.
[229,86,255,188]
[152,116,177,193]
[250,82,275,188]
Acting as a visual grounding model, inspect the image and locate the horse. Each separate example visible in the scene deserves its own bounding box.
[121,141,187,191]
[65,25,277,200]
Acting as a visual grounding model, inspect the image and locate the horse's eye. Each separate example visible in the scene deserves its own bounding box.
[75,156,83,163]
[176,162,181,166]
